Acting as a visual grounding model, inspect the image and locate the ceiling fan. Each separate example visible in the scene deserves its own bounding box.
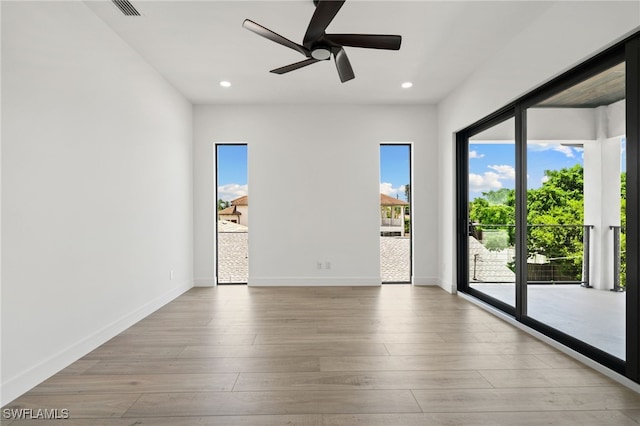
[242,0,402,83]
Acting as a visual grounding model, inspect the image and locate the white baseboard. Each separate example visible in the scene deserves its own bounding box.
[432,278,455,294]
[413,276,440,286]
[194,276,216,286]
[1,280,192,406]
[249,277,381,286]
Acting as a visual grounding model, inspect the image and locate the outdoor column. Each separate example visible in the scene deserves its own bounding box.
[583,106,621,290]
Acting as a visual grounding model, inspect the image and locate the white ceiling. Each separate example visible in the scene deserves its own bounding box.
[85,1,553,105]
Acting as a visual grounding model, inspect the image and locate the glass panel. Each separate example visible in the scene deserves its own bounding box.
[526,62,626,359]
[468,117,516,306]
[216,144,248,284]
[380,144,411,283]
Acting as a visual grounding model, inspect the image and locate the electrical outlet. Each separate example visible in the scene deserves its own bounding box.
[317,261,322,270]
[325,261,331,270]
[170,270,174,280]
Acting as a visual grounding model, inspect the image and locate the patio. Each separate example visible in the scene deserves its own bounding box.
[471,283,626,360]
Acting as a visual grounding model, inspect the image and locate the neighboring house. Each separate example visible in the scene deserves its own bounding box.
[218,195,249,227]
[380,193,410,237]
[218,205,241,224]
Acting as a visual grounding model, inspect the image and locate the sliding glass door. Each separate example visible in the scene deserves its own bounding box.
[467,117,516,308]
[457,32,639,381]
[525,60,626,360]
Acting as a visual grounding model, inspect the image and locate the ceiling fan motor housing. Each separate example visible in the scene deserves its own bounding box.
[311,47,332,60]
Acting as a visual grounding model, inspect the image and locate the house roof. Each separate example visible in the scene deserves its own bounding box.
[380,193,409,206]
[219,205,240,215]
[231,195,248,206]
[217,220,248,233]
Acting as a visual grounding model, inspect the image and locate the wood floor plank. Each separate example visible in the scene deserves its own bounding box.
[85,357,320,375]
[29,373,238,394]
[133,316,213,327]
[620,409,640,422]
[233,370,492,391]
[254,332,445,345]
[81,345,186,360]
[123,390,421,417]
[322,411,640,426]
[534,352,590,369]
[105,332,257,346]
[316,321,497,334]
[478,368,616,388]
[412,387,640,412]
[320,354,552,372]
[56,360,100,375]
[0,415,323,426]
[178,343,390,358]
[3,394,141,418]
[437,331,539,343]
[124,324,318,336]
[384,341,557,356]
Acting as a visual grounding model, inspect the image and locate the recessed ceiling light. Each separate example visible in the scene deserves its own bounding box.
[401,82,413,89]
[220,81,231,88]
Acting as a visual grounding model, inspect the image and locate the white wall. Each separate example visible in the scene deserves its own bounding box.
[437,1,639,292]
[1,2,193,405]
[194,105,437,286]
[236,204,249,228]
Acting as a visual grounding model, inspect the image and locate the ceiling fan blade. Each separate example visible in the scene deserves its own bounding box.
[270,58,321,75]
[243,19,309,57]
[324,34,402,50]
[303,0,345,46]
[333,47,354,83]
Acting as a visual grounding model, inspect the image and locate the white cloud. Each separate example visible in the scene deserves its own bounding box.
[218,183,247,202]
[528,143,575,158]
[469,150,485,159]
[469,172,503,193]
[553,145,574,158]
[469,164,514,193]
[380,182,405,197]
[541,176,549,184]
[488,164,515,180]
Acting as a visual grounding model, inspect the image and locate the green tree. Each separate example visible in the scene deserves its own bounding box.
[469,191,515,245]
[483,188,512,205]
[217,199,230,211]
[483,230,510,252]
[404,183,411,216]
[526,166,584,280]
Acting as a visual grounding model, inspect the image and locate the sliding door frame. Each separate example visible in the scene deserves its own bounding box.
[456,32,640,382]
[625,35,639,382]
[456,107,517,317]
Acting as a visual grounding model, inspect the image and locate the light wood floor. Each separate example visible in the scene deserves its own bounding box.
[4,285,640,425]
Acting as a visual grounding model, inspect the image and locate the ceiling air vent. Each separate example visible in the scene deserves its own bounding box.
[112,0,140,16]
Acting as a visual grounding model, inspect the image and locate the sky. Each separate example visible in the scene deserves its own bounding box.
[380,144,411,202]
[216,144,412,203]
[217,144,248,202]
[469,138,626,201]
